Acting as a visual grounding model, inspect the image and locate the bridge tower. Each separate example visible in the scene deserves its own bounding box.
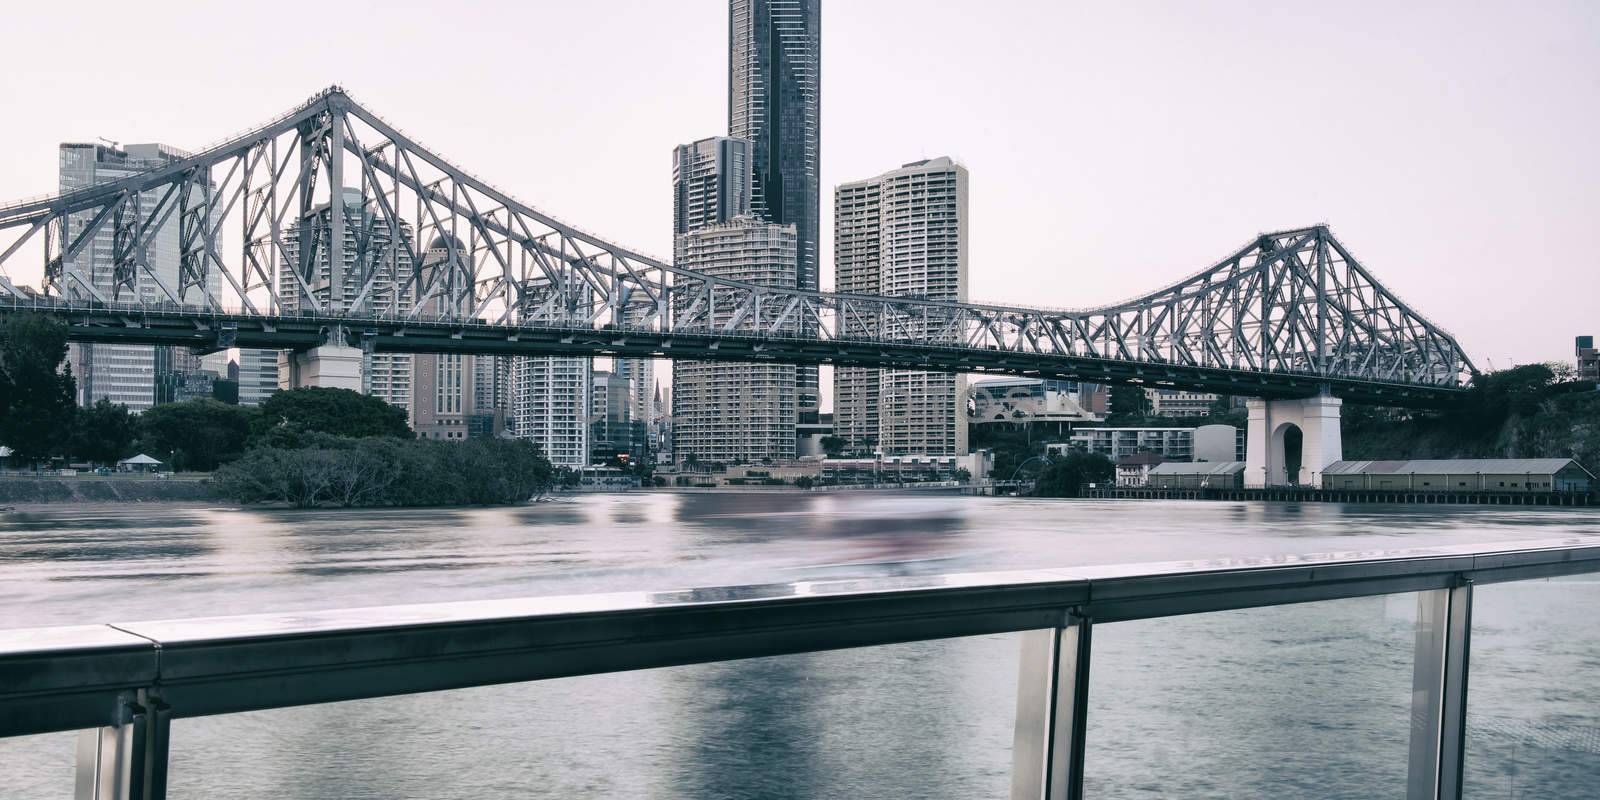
[1244,394,1343,488]
[276,326,364,393]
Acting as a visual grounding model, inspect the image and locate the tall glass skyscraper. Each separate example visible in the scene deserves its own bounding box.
[729,0,820,415]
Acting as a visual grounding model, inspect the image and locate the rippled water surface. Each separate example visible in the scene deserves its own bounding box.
[2,493,1597,798]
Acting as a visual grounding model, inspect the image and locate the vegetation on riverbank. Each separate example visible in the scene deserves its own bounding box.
[1343,364,1600,466]
[1,314,560,507]
[213,436,556,507]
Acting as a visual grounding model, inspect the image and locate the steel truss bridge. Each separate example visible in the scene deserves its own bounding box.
[0,88,1474,406]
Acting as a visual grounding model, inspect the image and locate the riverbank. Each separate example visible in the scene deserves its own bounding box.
[0,476,214,505]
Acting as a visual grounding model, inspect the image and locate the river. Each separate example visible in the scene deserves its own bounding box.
[3,493,1598,798]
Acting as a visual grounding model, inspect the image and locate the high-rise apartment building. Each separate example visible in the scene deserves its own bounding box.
[512,356,590,468]
[674,137,754,235]
[833,157,969,456]
[730,0,821,414]
[672,217,798,464]
[1579,336,1598,383]
[275,188,415,412]
[58,143,219,411]
[510,277,591,468]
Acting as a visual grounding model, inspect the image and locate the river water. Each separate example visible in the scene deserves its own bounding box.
[2,493,1598,798]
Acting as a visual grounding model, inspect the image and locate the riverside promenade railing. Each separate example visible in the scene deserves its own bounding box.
[3,538,1597,800]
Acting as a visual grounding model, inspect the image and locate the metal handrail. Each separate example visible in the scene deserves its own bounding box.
[2,537,1595,739]
[3,537,1597,799]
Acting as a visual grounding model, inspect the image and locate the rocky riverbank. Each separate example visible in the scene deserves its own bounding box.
[0,477,214,505]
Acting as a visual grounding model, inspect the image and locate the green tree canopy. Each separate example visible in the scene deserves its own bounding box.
[1034,451,1115,498]
[71,398,137,466]
[138,399,253,471]
[251,387,411,444]
[0,313,77,464]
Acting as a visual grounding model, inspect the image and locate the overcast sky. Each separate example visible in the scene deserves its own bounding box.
[2,0,1595,370]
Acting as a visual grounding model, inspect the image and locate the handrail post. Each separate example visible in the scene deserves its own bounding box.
[1011,611,1092,800]
[1406,579,1472,800]
[75,689,169,800]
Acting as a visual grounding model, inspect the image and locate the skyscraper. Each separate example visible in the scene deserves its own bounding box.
[412,235,476,439]
[674,137,754,235]
[672,217,798,464]
[834,157,970,457]
[730,0,820,415]
[58,142,219,411]
[510,276,591,468]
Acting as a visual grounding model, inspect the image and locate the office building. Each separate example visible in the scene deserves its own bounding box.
[672,217,798,464]
[730,0,821,413]
[58,142,219,411]
[237,349,280,406]
[412,235,479,440]
[469,355,514,438]
[833,157,969,456]
[1579,336,1598,383]
[590,371,642,463]
[276,187,415,412]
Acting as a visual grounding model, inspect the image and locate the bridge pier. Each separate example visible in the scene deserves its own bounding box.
[1244,394,1342,488]
[277,330,363,392]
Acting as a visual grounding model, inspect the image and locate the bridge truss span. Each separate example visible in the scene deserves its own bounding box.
[0,87,1474,406]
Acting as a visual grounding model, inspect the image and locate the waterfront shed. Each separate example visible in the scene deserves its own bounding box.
[1320,459,1594,494]
[1146,461,1246,490]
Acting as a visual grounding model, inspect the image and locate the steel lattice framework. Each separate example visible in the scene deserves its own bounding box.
[0,87,1474,405]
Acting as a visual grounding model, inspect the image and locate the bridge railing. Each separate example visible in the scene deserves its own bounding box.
[3,538,1596,799]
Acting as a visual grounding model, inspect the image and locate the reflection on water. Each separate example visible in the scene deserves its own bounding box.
[1,494,1598,798]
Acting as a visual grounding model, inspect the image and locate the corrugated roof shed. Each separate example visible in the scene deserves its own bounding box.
[1148,461,1245,476]
[1323,459,1593,478]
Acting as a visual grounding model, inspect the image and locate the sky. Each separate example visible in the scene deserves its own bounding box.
[2,0,1596,372]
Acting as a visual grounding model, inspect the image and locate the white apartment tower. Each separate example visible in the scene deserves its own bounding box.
[833,157,969,457]
[274,188,415,413]
[672,217,798,464]
[58,143,220,411]
[510,277,591,468]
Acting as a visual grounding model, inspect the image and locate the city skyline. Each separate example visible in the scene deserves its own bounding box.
[1,1,1594,373]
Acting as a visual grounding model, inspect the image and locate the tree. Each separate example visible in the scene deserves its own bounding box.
[794,475,816,490]
[71,399,137,466]
[251,387,411,443]
[1034,452,1115,498]
[0,313,78,465]
[138,399,253,471]
[1106,384,1151,422]
[819,435,847,457]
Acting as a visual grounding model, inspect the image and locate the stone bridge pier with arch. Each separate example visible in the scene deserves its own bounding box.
[1245,395,1344,488]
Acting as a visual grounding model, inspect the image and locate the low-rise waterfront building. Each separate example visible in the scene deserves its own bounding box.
[1146,461,1248,489]
[1115,453,1165,487]
[1056,424,1241,463]
[820,451,992,484]
[1320,459,1594,493]
[1058,427,1193,461]
[1146,389,1220,418]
